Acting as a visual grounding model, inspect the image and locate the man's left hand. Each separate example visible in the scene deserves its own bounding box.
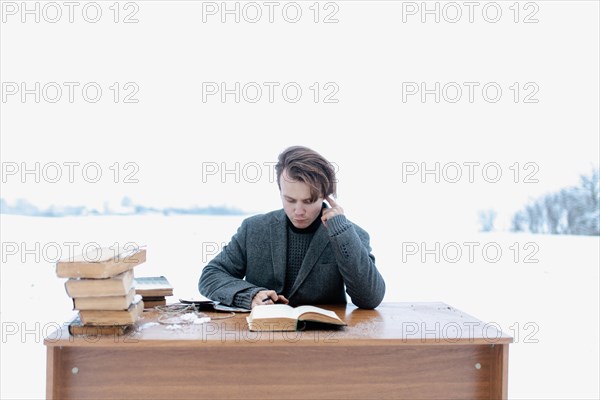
[322,195,344,228]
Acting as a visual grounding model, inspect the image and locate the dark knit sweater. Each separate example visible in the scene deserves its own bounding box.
[282,214,321,297]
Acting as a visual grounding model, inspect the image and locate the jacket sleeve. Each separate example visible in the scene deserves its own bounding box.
[326,215,386,309]
[198,219,266,307]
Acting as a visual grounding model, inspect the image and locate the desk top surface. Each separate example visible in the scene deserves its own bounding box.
[44,302,513,347]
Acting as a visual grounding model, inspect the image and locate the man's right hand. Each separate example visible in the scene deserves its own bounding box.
[251,290,289,308]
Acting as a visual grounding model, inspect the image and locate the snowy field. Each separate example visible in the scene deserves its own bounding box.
[1,214,598,399]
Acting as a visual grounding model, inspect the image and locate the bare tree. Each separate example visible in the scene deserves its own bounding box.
[478,209,497,232]
[511,210,526,232]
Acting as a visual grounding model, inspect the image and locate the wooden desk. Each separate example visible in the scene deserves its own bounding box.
[45,302,513,399]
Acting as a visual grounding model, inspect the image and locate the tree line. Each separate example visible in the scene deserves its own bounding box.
[510,168,599,236]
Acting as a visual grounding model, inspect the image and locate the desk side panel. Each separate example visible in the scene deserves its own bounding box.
[55,344,501,399]
[489,344,509,399]
[46,347,62,400]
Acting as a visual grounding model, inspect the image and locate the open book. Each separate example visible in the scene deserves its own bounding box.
[246,305,346,332]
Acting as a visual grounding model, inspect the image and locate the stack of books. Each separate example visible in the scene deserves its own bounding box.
[56,247,147,335]
[134,275,174,308]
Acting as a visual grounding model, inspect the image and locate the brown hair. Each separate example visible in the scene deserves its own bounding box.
[275,146,336,201]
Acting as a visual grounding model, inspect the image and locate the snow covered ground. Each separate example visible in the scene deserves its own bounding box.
[1,214,598,399]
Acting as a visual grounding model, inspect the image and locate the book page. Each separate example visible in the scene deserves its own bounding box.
[250,304,295,320]
[293,306,340,321]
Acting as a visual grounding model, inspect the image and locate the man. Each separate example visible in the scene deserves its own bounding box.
[198,146,385,309]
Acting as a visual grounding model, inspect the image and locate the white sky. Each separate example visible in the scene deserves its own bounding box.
[1,1,598,232]
[0,4,599,397]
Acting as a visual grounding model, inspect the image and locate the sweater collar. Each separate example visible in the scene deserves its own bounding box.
[285,203,326,234]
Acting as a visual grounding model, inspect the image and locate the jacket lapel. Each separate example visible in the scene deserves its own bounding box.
[270,210,287,292]
[287,223,329,299]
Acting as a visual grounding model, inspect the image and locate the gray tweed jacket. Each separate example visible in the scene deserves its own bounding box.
[198,208,385,309]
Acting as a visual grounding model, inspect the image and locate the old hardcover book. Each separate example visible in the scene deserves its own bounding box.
[246,305,346,332]
[56,247,146,279]
[142,297,166,308]
[65,270,134,298]
[68,315,133,336]
[134,276,173,297]
[78,295,144,326]
[72,287,136,310]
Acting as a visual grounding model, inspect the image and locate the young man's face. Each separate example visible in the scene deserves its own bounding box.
[279,169,324,229]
